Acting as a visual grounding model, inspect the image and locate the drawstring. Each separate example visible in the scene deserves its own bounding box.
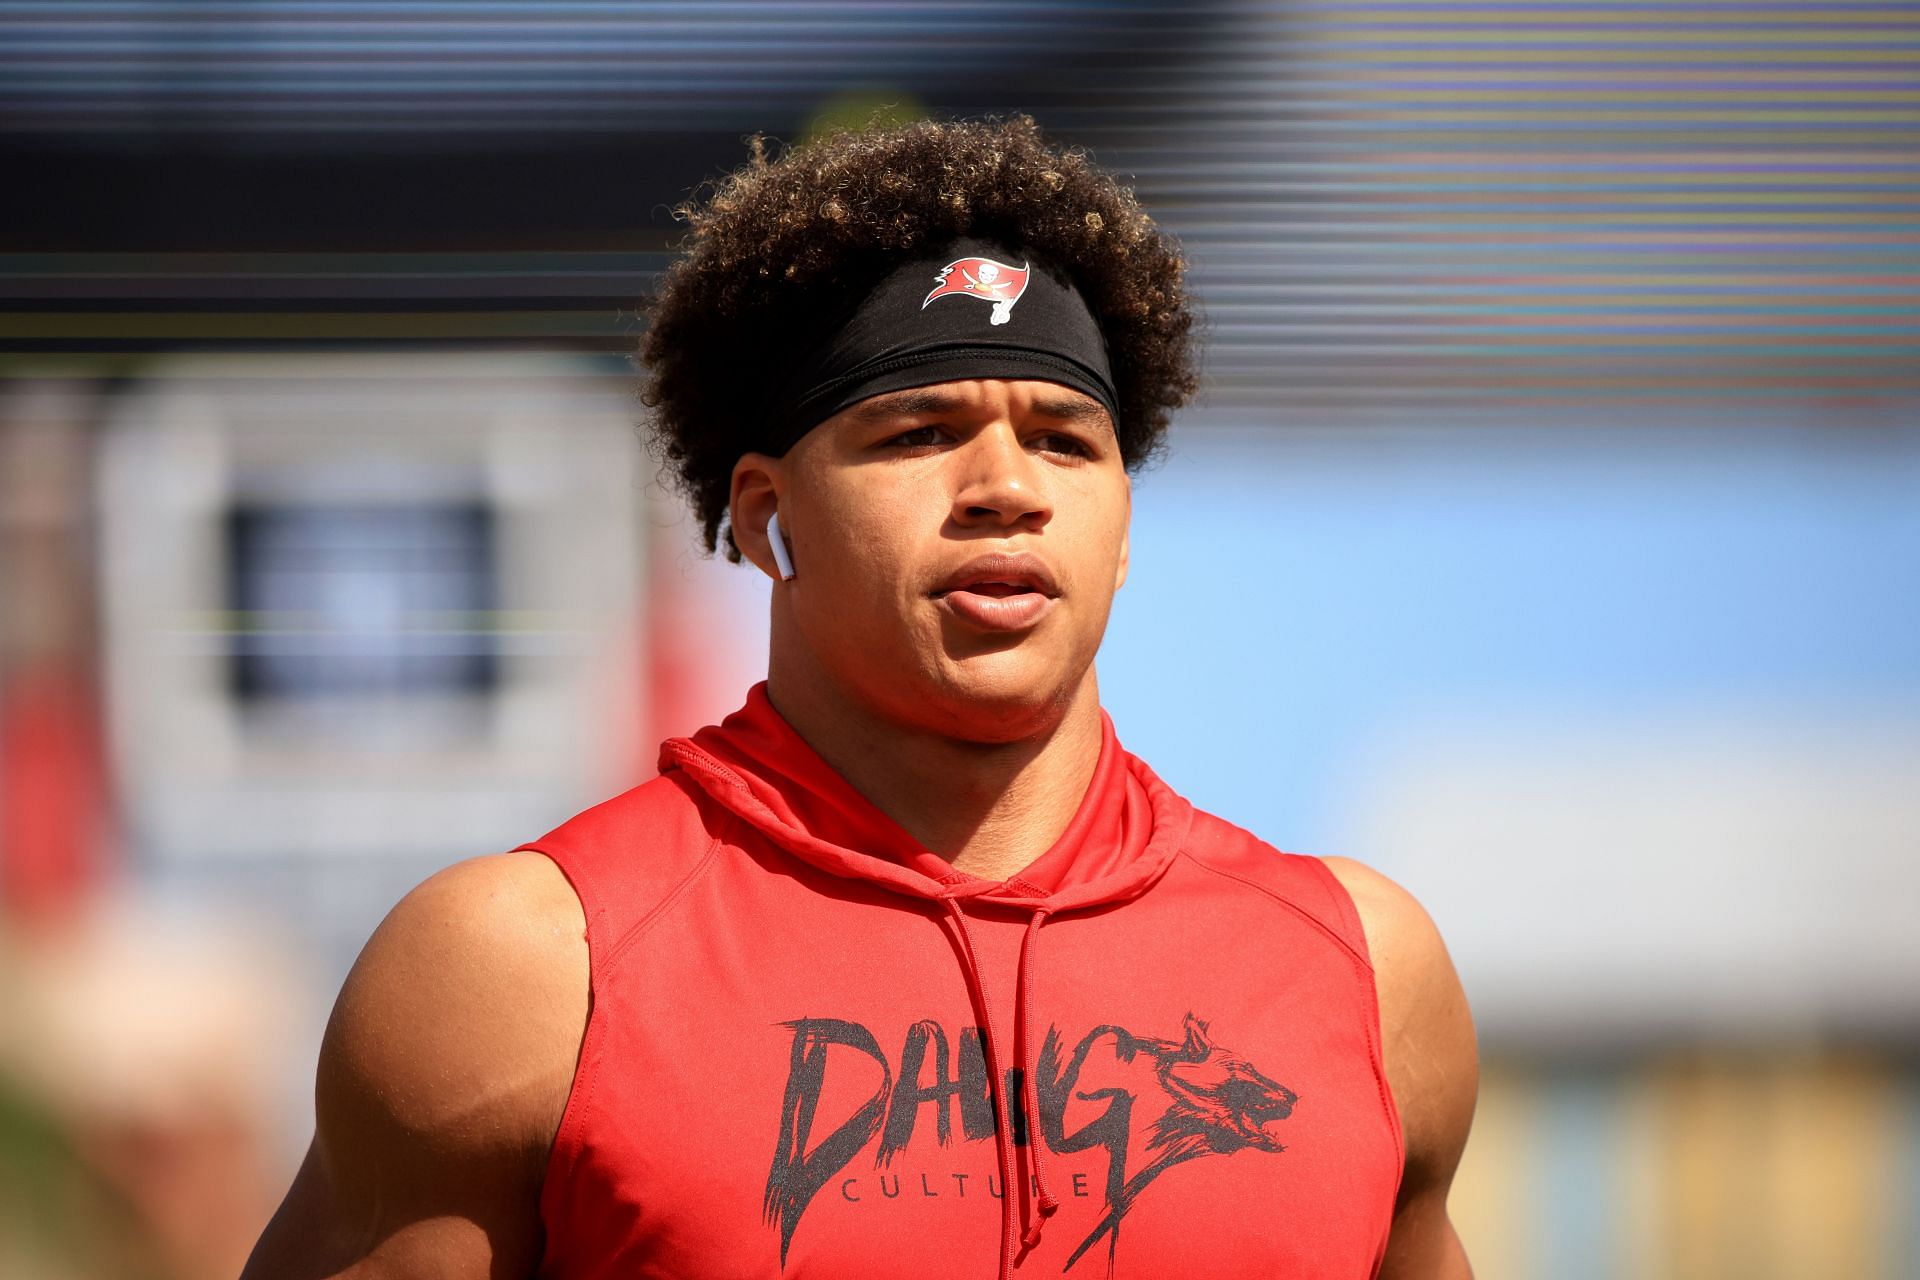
[939,897,1021,1280]
[939,896,1058,1279]
[1015,908,1059,1254]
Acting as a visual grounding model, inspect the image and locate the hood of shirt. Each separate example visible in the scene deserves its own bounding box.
[656,680,1193,914]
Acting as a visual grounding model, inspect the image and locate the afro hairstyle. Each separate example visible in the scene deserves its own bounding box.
[639,113,1199,560]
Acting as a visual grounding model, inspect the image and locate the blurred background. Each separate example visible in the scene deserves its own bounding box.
[2,2,1917,1277]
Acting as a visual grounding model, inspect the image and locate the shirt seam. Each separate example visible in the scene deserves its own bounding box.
[1179,850,1375,971]
[596,820,731,977]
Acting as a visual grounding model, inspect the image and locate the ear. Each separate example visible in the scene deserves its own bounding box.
[1180,1013,1212,1059]
[729,451,787,582]
[1115,523,1130,593]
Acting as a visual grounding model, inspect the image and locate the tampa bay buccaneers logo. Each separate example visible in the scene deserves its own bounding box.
[763,1012,1298,1272]
[923,255,1031,325]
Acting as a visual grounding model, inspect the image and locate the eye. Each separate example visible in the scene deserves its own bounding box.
[885,425,948,448]
[1032,431,1094,459]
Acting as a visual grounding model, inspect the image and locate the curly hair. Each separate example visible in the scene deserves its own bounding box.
[640,114,1199,560]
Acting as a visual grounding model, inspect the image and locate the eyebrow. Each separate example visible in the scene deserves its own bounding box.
[846,389,970,423]
[1028,395,1114,429]
[847,387,1114,432]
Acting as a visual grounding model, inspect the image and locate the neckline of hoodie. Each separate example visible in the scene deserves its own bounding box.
[655,678,1199,911]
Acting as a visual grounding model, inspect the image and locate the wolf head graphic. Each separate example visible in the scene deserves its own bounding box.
[1039,1012,1299,1273]
[1145,1013,1298,1158]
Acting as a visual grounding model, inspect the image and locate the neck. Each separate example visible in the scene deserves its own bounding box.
[764,663,1105,883]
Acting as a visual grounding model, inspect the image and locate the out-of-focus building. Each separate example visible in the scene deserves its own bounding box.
[95,355,650,969]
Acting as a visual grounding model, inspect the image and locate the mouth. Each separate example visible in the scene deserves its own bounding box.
[1241,1095,1297,1148]
[1243,1123,1288,1153]
[931,553,1061,632]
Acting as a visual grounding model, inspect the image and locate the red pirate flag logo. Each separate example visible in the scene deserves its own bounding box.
[922,255,1031,326]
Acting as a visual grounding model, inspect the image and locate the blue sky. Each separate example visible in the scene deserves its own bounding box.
[1099,415,1920,857]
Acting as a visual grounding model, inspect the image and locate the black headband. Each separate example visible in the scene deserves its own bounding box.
[762,237,1119,454]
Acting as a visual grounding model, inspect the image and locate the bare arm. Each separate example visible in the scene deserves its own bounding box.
[1322,856,1479,1280]
[242,851,589,1280]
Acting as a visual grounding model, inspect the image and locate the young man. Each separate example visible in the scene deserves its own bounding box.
[244,116,1477,1279]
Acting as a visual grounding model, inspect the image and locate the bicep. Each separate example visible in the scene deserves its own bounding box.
[242,852,588,1280]
[242,1139,516,1280]
[1379,1189,1474,1280]
[1321,855,1479,1280]
[243,1143,537,1280]
[242,1070,546,1280]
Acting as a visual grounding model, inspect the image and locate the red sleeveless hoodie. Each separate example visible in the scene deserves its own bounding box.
[515,684,1403,1280]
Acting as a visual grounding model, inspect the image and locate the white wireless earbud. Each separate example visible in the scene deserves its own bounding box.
[766,509,796,581]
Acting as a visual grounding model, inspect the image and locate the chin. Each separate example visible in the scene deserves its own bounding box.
[807,620,1096,745]
[908,653,1087,745]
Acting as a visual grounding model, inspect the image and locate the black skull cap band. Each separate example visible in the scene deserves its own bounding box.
[761,237,1120,454]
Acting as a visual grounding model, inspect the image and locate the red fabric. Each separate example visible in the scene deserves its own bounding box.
[0,666,108,928]
[519,683,1403,1280]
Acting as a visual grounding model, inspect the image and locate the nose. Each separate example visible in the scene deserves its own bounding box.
[950,424,1052,531]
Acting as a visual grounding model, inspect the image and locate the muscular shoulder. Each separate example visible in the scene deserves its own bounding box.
[244,852,588,1278]
[1318,856,1477,1200]
[320,850,589,1165]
